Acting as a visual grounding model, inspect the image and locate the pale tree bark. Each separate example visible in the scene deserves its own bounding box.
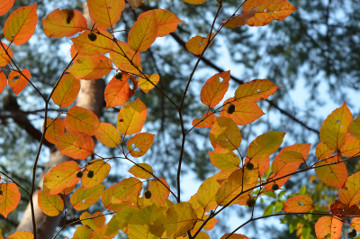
[16,3,104,238]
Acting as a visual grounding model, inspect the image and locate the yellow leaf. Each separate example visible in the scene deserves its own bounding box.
[128,12,157,52]
[111,177,142,203]
[165,202,197,237]
[87,0,125,27]
[282,195,314,213]
[209,117,241,152]
[234,79,278,102]
[129,163,153,179]
[0,183,21,218]
[94,122,121,148]
[196,176,220,212]
[38,190,64,216]
[70,184,104,210]
[148,178,170,204]
[349,114,360,139]
[117,98,147,135]
[127,133,155,157]
[80,211,105,230]
[0,43,12,67]
[110,41,142,75]
[186,34,214,55]
[200,71,230,107]
[339,172,360,206]
[72,30,114,56]
[52,74,80,107]
[64,106,100,135]
[7,231,34,239]
[247,131,285,161]
[81,159,111,189]
[55,132,95,159]
[139,73,160,94]
[67,55,113,80]
[181,0,206,5]
[209,151,240,170]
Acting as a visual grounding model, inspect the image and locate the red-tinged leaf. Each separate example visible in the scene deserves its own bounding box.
[127,132,155,157]
[72,225,92,239]
[234,79,278,102]
[117,98,147,135]
[42,9,87,38]
[349,115,360,139]
[87,0,125,27]
[190,231,210,239]
[104,73,138,108]
[272,151,306,174]
[0,43,13,67]
[220,234,249,239]
[138,9,183,37]
[200,71,230,107]
[192,112,215,128]
[7,231,33,239]
[316,142,334,160]
[209,151,240,170]
[139,73,159,94]
[320,103,353,150]
[224,8,258,28]
[38,190,64,216]
[203,218,218,231]
[80,212,105,230]
[186,33,214,55]
[4,4,37,45]
[0,71,7,94]
[65,106,100,135]
[165,202,197,237]
[43,118,65,145]
[0,183,20,218]
[43,161,81,194]
[111,177,143,203]
[94,122,121,147]
[72,30,114,56]
[0,0,14,15]
[339,172,360,207]
[55,132,95,159]
[282,195,314,213]
[129,163,153,179]
[52,74,80,107]
[148,178,170,204]
[315,156,348,188]
[110,41,142,75]
[128,12,157,52]
[209,117,241,152]
[105,207,139,236]
[221,99,264,125]
[243,0,297,27]
[247,131,285,161]
[315,216,342,239]
[340,135,360,157]
[8,69,30,95]
[127,0,144,9]
[67,55,113,80]
[70,184,104,210]
[81,159,111,189]
[196,176,220,212]
[351,218,360,231]
[182,0,206,5]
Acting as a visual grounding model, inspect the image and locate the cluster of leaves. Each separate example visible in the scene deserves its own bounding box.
[0,0,359,238]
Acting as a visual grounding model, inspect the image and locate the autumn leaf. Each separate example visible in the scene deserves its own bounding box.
[128,11,157,52]
[94,122,121,148]
[349,115,360,139]
[181,0,206,5]
[192,112,215,128]
[127,0,144,9]
[4,4,37,45]
[70,184,105,210]
[315,142,334,160]
[64,106,100,135]
[209,117,242,152]
[315,216,342,239]
[234,79,278,102]
[67,55,113,80]
[110,41,142,75]
[81,159,111,189]
[111,177,143,203]
[0,43,13,67]
[38,190,64,216]
[127,132,155,157]
[0,183,21,218]
[7,231,34,239]
[0,71,7,94]
[221,98,264,125]
[43,118,65,144]
[42,9,88,38]
[138,73,160,94]
[315,155,348,188]
[165,202,197,237]
[224,8,258,28]
[148,178,170,204]
[220,234,249,239]
[55,132,95,159]
[339,172,360,207]
[72,30,114,56]
[129,163,153,179]
[0,0,14,16]
[200,71,230,107]
[87,0,125,27]
[186,33,214,55]
[340,135,360,157]
[105,207,139,237]
[117,98,147,135]
[196,176,220,212]
[209,151,240,170]
[8,69,31,95]
[282,195,314,213]
[104,73,138,108]
[52,74,80,107]
[80,211,105,230]
[247,131,285,161]
[72,226,91,239]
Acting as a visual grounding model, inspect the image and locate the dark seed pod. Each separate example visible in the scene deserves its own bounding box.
[227,104,235,114]
[348,229,357,238]
[0,190,3,196]
[272,183,280,191]
[88,33,97,41]
[246,162,254,170]
[65,9,75,24]
[115,72,123,80]
[144,190,152,199]
[76,171,83,178]
[87,170,94,178]
[246,197,256,207]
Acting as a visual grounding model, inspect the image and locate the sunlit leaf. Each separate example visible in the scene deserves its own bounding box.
[192,112,215,128]
[0,0,14,16]
[129,163,153,179]
[80,211,105,230]
[4,4,37,45]
[340,135,360,157]
[200,71,230,107]
[105,207,139,236]
[315,142,334,160]
[111,177,142,203]
[8,69,31,95]
[220,234,249,239]
[104,73,138,108]
[0,183,20,218]
[351,218,360,232]
[209,151,240,170]
[282,195,314,213]
[138,73,160,94]
[234,79,278,102]
[55,132,95,159]
[181,0,206,5]
[117,98,147,135]
[315,155,348,188]
[42,9,87,38]
[209,117,241,152]
[70,184,104,210]
[339,172,360,207]
[7,231,33,239]
[67,55,113,80]
[81,159,111,189]
[247,131,285,161]
[65,106,100,135]
[186,33,214,55]
[87,0,125,27]
[0,71,7,94]
[72,225,92,239]
[127,133,155,157]
[94,122,121,148]
[148,178,170,204]
[38,190,64,216]
[315,216,342,239]
[196,176,220,212]
[110,41,142,75]
[0,43,12,67]
[165,202,197,237]
[72,30,114,56]
[349,115,360,140]
[224,8,258,28]
[52,74,80,107]
[128,12,157,52]
[127,0,144,9]
[221,99,264,125]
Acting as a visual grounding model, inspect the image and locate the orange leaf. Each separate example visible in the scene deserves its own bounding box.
[196,176,220,212]
[315,216,342,239]
[81,159,111,189]
[128,12,157,52]
[52,74,80,107]
[220,234,249,239]
[148,178,170,204]
[4,4,37,45]
[209,151,240,170]
[351,218,360,231]
[0,183,20,218]
[339,172,360,207]
[165,202,197,237]
[181,0,206,5]
[94,122,121,147]
[315,156,348,188]
[315,142,334,160]
[110,41,142,75]
[282,195,314,213]
[0,43,13,67]
[139,73,160,94]
[65,106,100,135]
[7,231,33,239]
[247,131,285,161]
[224,8,258,28]
[127,132,155,157]
[67,55,113,80]
[104,73,138,108]
[349,115,360,139]
[43,118,65,144]
[111,177,142,203]
[221,99,264,125]
[38,190,64,216]
[0,71,7,94]
[320,103,353,150]
[55,132,95,159]
[129,163,153,179]
[209,117,241,152]
[234,79,278,102]
[70,184,104,210]
[80,211,105,230]
[42,9,88,38]
[340,135,360,157]
[192,112,215,128]
[117,98,147,135]
[8,69,30,95]
[87,0,125,27]
[243,0,297,26]
[0,0,14,16]
[72,30,114,56]
[186,34,214,55]
[43,161,81,194]
[127,0,144,9]
[200,71,230,107]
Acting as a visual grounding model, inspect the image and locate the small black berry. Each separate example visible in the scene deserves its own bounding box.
[246,162,254,170]
[76,171,83,178]
[272,183,280,191]
[88,33,97,41]
[144,190,152,199]
[348,229,357,238]
[87,170,94,178]
[115,72,123,80]
[227,104,235,114]
[246,197,256,207]
[0,190,3,196]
